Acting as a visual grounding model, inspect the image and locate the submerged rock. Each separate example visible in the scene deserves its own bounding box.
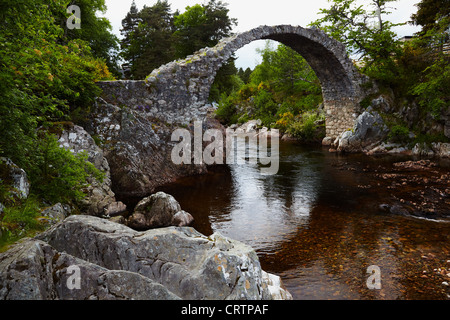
[0,215,291,300]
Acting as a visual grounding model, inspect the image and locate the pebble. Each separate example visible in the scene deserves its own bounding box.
[442,282,449,286]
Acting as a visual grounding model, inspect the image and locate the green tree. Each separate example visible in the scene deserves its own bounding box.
[408,17,450,117]
[120,0,175,79]
[310,0,404,84]
[0,0,112,201]
[173,0,237,59]
[173,4,209,58]
[59,0,120,76]
[411,0,450,34]
[215,42,323,128]
[238,67,253,84]
[250,42,322,108]
[135,1,175,80]
[120,1,140,78]
[172,0,238,101]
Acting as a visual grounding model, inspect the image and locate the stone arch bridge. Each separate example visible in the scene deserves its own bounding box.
[92,25,373,197]
[98,25,369,141]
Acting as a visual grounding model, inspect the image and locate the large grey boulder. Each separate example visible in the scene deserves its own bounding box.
[0,158,30,214]
[0,158,30,200]
[85,98,211,199]
[334,109,389,153]
[57,124,125,217]
[127,192,194,230]
[0,237,179,300]
[0,215,290,300]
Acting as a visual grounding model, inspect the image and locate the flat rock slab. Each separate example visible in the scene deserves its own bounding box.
[0,215,290,300]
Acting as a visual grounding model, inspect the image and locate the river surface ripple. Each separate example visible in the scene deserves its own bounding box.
[156,142,450,300]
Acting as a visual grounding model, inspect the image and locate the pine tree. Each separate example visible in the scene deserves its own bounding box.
[120,1,141,78]
[173,0,237,59]
[133,0,175,80]
[120,0,175,79]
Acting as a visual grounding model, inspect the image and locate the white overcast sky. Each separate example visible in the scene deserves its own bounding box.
[101,0,421,69]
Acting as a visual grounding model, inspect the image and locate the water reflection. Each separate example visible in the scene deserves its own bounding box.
[158,142,450,300]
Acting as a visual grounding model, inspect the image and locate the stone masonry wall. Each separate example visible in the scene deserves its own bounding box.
[325,98,361,139]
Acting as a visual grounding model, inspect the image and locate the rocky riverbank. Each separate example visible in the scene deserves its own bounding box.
[322,93,450,159]
[0,97,293,300]
[0,215,292,300]
[333,158,450,220]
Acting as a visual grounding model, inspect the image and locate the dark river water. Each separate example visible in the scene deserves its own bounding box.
[155,142,450,300]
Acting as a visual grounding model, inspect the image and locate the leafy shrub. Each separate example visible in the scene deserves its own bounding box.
[215,92,239,124]
[26,134,104,205]
[287,112,325,141]
[253,88,277,126]
[275,112,295,132]
[409,56,450,118]
[388,125,410,143]
[0,196,44,250]
[0,0,114,164]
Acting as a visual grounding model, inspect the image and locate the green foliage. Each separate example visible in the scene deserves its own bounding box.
[409,56,450,117]
[252,42,322,95]
[215,91,240,124]
[411,0,450,34]
[253,88,278,126]
[0,0,114,161]
[209,60,243,102]
[404,18,450,118]
[173,0,238,100]
[121,0,175,80]
[173,0,237,59]
[0,196,44,249]
[121,0,237,83]
[310,0,404,84]
[237,67,253,84]
[311,0,449,130]
[286,112,325,141]
[388,125,411,143]
[26,134,104,204]
[215,41,323,133]
[173,4,209,58]
[0,0,114,245]
[62,0,120,76]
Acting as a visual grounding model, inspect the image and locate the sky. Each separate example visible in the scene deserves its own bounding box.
[101,0,422,69]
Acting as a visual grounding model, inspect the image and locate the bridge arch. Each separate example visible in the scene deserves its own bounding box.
[98,25,368,141]
[145,25,367,140]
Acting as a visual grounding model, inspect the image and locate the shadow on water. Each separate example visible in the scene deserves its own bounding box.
[142,142,450,300]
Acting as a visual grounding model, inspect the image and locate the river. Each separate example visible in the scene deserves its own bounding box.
[155,142,450,300]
